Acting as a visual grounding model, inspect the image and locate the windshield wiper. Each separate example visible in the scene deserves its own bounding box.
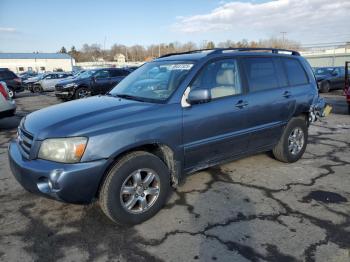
[114,94,148,102]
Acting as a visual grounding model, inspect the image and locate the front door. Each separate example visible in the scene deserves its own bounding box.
[93,69,111,94]
[183,58,250,171]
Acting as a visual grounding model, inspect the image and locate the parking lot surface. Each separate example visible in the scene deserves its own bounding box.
[0,92,349,262]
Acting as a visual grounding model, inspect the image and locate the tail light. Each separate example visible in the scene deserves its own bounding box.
[14,78,22,83]
[0,82,9,100]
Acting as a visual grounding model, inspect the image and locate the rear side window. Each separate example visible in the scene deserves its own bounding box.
[283,59,308,86]
[0,70,15,79]
[243,57,279,92]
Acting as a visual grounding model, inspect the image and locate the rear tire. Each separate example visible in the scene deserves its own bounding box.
[100,151,171,225]
[273,117,308,163]
[320,81,330,93]
[8,88,15,98]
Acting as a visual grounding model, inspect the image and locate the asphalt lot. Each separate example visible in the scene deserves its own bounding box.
[0,91,349,262]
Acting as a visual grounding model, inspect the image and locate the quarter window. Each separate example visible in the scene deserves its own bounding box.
[243,57,279,92]
[192,59,242,99]
[283,59,308,86]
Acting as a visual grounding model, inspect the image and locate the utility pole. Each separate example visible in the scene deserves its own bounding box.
[158,44,161,57]
[280,32,287,47]
[103,36,107,65]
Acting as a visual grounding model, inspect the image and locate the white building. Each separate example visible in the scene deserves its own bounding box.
[0,53,75,73]
[114,53,126,64]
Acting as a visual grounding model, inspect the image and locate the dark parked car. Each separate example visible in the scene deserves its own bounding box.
[0,68,23,98]
[55,68,131,100]
[19,71,38,81]
[8,48,327,225]
[314,66,346,93]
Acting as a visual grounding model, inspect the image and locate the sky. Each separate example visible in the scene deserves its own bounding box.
[0,0,349,52]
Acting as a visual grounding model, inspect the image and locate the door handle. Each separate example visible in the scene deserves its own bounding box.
[235,100,248,109]
[283,91,292,98]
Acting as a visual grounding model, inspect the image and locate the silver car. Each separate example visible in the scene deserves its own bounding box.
[0,81,16,119]
[34,73,73,92]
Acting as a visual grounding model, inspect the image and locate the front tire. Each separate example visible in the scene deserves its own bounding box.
[99,151,171,225]
[273,117,308,163]
[33,84,43,93]
[75,87,91,99]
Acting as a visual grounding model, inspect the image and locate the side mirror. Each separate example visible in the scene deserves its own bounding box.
[187,88,211,104]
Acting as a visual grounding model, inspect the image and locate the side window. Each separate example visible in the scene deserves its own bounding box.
[58,74,68,79]
[45,74,55,80]
[282,58,309,86]
[243,57,279,92]
[192,59,242,99]
[110,69,129,77]
[94,70,110,79]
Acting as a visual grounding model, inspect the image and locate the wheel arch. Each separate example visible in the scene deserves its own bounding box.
[96,142,181,198]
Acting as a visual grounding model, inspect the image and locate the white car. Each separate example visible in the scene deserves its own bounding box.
[0,81,16,119]
[34,72,73,92]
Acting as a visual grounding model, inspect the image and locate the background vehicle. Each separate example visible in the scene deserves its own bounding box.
[345,62,350,114]
[23,73,47,92]
[0,81,16,118]
[9,48,327,225]
[0,68,23,98]
[55,68,131,100]
[19,71,38,81]
[33,72,73,92]
[314,66,346,93]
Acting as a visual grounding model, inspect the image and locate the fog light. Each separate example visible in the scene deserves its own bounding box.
[49,169,64,190]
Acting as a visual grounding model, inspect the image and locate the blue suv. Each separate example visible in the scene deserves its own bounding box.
[8,48,326,224]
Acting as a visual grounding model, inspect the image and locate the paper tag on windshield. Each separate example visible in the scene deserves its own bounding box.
[170,64,193,70]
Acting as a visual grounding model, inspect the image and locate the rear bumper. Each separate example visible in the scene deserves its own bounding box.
[0,100,16,118]
[8,139,108,204]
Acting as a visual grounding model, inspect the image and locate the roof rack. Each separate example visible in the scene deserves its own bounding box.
[158,49,214,58]
[211,47,300,56]
[158,47,300,58]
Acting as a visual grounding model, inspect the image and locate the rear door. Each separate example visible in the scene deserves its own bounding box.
[241,56,294,150]
[183,58,251,170]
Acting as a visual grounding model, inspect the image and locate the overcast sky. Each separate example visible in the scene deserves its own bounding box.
[0,0,349,52]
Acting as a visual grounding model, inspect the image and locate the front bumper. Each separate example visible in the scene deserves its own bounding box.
[55,86,74,99]
[8,139,108,204]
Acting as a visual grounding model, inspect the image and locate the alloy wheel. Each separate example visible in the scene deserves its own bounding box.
[120,168,160,214]
[288,127,304,155]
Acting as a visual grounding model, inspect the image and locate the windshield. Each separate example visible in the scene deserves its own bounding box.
[314,68,334,75]
[109,61,194,102]
[78,70,96,79]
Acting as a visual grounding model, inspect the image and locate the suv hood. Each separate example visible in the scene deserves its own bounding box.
[23,96,159,139]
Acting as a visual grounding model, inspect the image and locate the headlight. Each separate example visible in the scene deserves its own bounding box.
[64,83,77,88]
[38,137,87,163]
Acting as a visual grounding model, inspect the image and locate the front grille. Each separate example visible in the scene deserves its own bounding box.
[55,85,63,91]
[18,127,34,159]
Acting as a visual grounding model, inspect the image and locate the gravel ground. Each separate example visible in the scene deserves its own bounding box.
[0,91,349,262]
